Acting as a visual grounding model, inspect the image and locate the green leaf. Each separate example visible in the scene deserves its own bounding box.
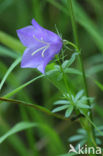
[69,135,84,142]
[54,100,70,105]
[4,74,44,98]
[52,105,68,113]
[0,122,65,154]
[0,57,21,90]
[57,73,63,81]
[47,62,102,94]
[77,128,86,135]
[65,105,73,118]
[0,122,38,143]
[96,138,101,145]
[75,90,84,101]
[77,103,91,109]
[54,65,60,70]
[46,66,67,94]
[94,80,103,91]
[64,68,81,75]
[0,120,29,156]
[62,53,78,69]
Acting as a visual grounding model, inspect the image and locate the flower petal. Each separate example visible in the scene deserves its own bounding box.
[17,18,63,73]
[37,43,62,73]
[17,26,39,47]
[37,64,45,74]
[32,19,43,30]
[37,56,53,74]
[21,46,44,69]
[21,41,62,73]
[31,18,62,44]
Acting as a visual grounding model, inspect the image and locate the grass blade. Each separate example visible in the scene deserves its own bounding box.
[3,74,44,98]
[0,57,21,90]
[0,122,37,143]
[0,121,66,154]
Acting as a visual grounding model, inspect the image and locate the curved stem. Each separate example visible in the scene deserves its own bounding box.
[0,97,71,121]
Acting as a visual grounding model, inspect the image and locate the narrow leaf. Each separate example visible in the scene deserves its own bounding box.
[65,105,73,118]
[54,100,70,105]
[4,75,44,98]
[0,122,38,143]
[0,122,65,154]
[75,90,84,101]
[69,135,84,142]
[52,105,68,113]
[0,57,21,90]
[77,103,91,109]
[94,80,103,91]
[62,53,78,68]
[64,68,81,75]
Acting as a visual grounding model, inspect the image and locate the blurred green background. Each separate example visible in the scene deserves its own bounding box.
[0,0,103,156]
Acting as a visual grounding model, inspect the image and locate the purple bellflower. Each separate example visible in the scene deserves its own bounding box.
[17,19,62,73]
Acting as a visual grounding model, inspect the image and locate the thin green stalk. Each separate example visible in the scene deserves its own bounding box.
[67,0,96,147]
[0,97,71,121]
[3,75,44,98]
[0,57,21,90]
[60,65,74,106]
[56,55,74,106]
[67,1,79,47]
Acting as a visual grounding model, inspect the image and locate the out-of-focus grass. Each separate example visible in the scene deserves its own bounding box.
[0,0,103,156]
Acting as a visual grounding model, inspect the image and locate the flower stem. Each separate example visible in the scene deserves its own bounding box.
[60,65,74,105]
[67,0,96,147]
[56,55,74,106]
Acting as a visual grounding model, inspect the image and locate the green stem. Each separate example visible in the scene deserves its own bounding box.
[0,97,71,121]
[67,0,96,147]
[56,55,74,106]
[60,65,74,106]
[67,0,79,47]
[0,57,21,90]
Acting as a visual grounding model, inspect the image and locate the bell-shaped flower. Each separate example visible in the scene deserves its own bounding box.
[17,19,62,73]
